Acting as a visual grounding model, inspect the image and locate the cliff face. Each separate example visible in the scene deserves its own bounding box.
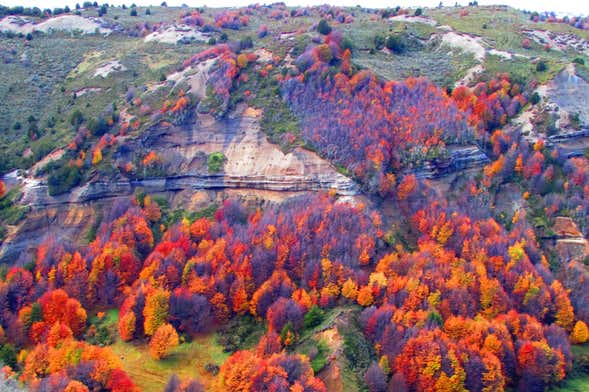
[1,106,361,262]
[2,104,490,262]
[408,145,490,179]
[19,107,359,208]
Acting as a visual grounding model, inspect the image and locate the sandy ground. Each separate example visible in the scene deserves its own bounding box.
[441,31,486,61]
[144,25,208,44]
[0,15,111,35]
[456,63,484,87]
[94,60,127,78]
[254,48,273,63]
[442,31,526,87]
[389,14,438,26]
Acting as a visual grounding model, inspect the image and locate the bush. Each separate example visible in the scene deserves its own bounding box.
[317,19,332,35]
[343,326,374,370]
[207,152,226,173]
[531,92,541,105]
[374,35,385,50]
[217,315,259,352]
[414,8,423,16]
[48,165,82,196]
[70,110,84,127]
[303,306,324,330]
[536,61,548,72]
[385,34,405,53]
[570,112,581,130]
[573,57,586,66]
[0,344,17,368]
[239,36,253,50]
[130,8,137,16]
[310,340,329,373]
[87,116,109,136]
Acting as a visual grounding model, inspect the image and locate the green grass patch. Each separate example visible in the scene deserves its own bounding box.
[297,338,330,373]
[110,333,229,391]
[552,344,589,391]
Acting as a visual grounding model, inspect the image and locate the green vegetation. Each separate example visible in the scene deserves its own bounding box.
[217,315,264,353]
[0,187,29,242]
[110,333,229,392]
[342,324,374,371]
[47,162,82,196]
[385,34,406,53]
[303,306,325,330]
[537,60,548,72]
[207,152,226,173]
[553,344,589,391]
[298,338,330,373]
[86,309,118,346]
[317,19,332,35]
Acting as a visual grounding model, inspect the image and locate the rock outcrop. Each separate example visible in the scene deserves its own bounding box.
[409,145,489,179]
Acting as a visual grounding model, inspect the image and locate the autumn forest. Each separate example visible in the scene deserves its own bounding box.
[0,2,588,392]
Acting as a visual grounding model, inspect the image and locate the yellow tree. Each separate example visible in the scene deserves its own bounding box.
[143,288,170,336]
[149,323,179,360]
[551,281,575,331]
[571,320,589,344]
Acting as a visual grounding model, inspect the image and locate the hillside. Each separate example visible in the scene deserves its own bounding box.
[0,2,588,391]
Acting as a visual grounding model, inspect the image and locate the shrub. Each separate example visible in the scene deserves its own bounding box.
[207,152,226,173]
[536,61,547,72]
[385,34,405,53]
[130,8,137,17]
[303,306,324,330]
[531,92,541,105]
[48,165,82,196]
[0,344,17,368]
[343,326,374,370]
[317,19,332,35]
[374,35,385,50]
[239,36,253,50]
[70,110,84,127]
[414,8,423,16]
[87,116,109,136]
